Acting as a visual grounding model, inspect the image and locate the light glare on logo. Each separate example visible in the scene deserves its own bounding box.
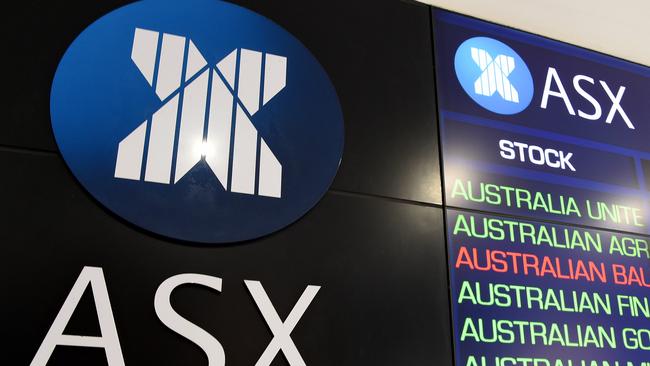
[115,28,285,198]
[49,0,345,243]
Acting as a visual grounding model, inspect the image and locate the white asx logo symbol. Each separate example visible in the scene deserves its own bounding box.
[114,28,286,198]
[455,37,533,114]
[471,47,519,103]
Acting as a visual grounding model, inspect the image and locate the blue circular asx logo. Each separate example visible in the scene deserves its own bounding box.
[51,0,344,243]
[454,37,533,114]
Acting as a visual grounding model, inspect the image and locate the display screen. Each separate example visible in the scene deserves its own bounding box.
[433,9,650,366]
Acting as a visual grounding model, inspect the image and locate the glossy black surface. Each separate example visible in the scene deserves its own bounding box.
[5,1,132,151]
[2,1,450,365]
[0,151,451,365]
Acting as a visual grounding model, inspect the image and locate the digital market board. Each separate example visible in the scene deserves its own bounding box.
[433,9,650,366]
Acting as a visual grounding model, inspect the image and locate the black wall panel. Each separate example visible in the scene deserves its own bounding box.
[1,1,449,365]
[0,150,451,365]
[5,1,132,152]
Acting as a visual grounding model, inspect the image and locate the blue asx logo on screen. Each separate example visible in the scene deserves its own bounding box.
[454,37,534,115]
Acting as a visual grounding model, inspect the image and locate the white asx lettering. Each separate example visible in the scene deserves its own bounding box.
[540,67,635,129]
[32,267,320,366]
[30,267,125,366]
[155,274,226,366]
[245,280,320,366]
